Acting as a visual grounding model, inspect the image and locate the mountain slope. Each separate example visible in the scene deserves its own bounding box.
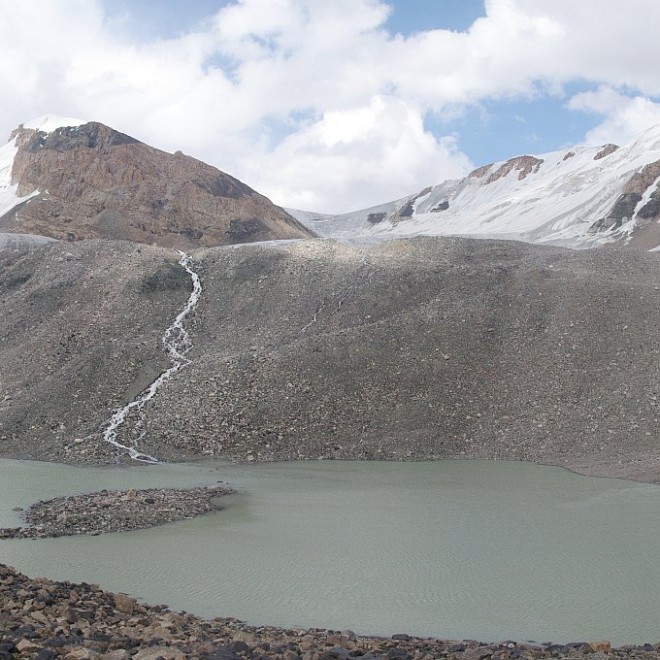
[0,115,314,248]
[2,236,660,483]
[297,125,660,250]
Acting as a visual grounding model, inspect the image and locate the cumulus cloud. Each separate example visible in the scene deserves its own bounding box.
[245,95,472,212]
[568,87,660,146]
[1,0,660,212]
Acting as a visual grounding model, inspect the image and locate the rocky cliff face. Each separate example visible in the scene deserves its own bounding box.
[1,121,314,248]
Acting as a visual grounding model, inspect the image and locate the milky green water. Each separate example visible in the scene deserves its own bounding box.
[1,458,658,645]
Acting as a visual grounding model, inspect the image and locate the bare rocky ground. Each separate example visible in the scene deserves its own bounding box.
[0,485,231,539]
[0,563,657,660]
[3,235,659,481]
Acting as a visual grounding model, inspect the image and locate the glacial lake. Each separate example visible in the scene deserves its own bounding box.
[1,458,659,646]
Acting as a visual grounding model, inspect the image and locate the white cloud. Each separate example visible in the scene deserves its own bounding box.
[2,0,660,212]
[245,95,472,212]
[568,87,660,146]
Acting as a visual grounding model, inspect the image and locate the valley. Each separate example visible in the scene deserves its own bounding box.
[2,116,660,658]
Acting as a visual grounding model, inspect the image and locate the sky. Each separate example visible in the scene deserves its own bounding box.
[2,1,660,214]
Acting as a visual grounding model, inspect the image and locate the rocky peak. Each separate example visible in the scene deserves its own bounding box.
[1,120,314,248]
[14,121,139,153]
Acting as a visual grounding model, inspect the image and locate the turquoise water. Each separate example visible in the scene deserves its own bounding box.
[0,458,658,645]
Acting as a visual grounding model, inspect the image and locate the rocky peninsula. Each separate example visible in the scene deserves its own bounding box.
[0,485,231,539]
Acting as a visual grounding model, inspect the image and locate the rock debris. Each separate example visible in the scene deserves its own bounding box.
[0,485,231,539]
[0,563,657,659]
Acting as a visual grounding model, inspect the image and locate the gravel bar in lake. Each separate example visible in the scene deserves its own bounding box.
[0,485,232,539]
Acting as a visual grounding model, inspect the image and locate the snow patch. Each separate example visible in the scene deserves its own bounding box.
[0,138,39,220]
[22,114,87,134]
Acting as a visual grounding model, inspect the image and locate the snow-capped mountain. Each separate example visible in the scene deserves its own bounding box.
[294,125,660,250]
[0,115,313,248]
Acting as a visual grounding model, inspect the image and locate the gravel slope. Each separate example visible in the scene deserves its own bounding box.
[1,236,660,482]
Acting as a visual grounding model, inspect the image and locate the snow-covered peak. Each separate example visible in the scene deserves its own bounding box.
[623,122,660,153]
[301,124,660,250]
[22,114,87,134]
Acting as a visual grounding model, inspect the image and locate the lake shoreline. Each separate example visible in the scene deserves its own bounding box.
[7,447,660,485]
[0,562,656,659]
[2,458,660,657]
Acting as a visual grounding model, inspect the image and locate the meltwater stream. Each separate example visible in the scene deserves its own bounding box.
[100,251,202,462]
[2,459,660,646]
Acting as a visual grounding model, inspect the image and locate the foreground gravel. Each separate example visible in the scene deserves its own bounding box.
[0,563,657,660]
[0,485,231,539]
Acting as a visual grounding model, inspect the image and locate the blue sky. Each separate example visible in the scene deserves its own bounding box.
[2,1,660,213]
[387,0,486,34]
[96,0,616,166]
[103,1,487,39]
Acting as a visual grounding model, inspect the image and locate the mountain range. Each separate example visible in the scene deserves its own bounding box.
[294,125,660,250]
[5,115,660,250]
[3,115,660,484]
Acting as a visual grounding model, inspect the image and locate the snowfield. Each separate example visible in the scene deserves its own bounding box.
[294,124,660,249]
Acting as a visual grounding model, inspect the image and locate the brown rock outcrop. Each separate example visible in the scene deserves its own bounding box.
[594,143,619,160]
[2,122,314,248]
[468,163,493,179]
[486,155,544,184]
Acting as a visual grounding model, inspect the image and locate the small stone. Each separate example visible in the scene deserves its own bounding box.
[232,630,254,644]
[590,640,612,652]
[102,652,131,660]
[16,639,40,653]
[114,593,137,614]
[133,648,185,659]
[35,650,57,660]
